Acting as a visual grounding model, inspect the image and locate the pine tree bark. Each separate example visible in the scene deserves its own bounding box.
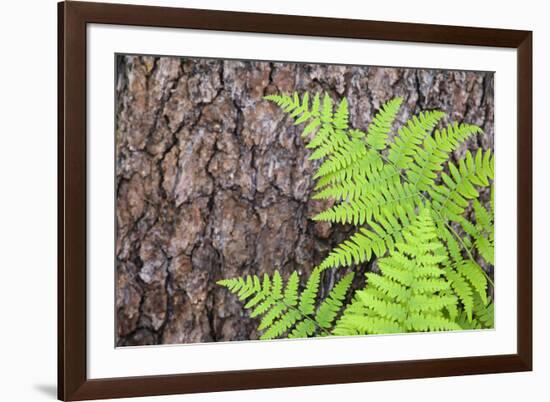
[115,55,494,346]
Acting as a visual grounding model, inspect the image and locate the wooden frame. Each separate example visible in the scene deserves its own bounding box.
[58,1,532,400]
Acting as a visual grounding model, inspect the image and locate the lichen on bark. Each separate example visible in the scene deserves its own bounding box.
[115,55,494,346]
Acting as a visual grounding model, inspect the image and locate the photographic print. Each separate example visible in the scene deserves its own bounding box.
[115,55,494,347]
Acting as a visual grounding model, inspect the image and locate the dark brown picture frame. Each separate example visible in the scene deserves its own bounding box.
[58,1,532,400]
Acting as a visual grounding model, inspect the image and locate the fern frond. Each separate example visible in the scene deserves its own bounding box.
[298,269,320,315]
[288,320,317,339]
[457,260,488,305]
[309,101,485,274]
[444,268,474,321]
[333,96,349,130]
[314,149,386,195]
[334,209,461,335]
[218,269,354,339]
[406,123,482,191]
[264,92,321,137]
[315,272,354,329]
[434,221,490,322]
[472,197,495,265]
[265,92,494,337]
[456,294,494,329]
[473,295,494,328]
[317,203,419,270]
[308,97,371,185]
[283,271,299,306]
[313,181,421,226]
[430,149,494,221]
[388,110,445,169]
[313,164,399,201]
[365,97,403,150]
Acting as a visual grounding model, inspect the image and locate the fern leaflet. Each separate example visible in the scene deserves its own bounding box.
[218,269,354,340]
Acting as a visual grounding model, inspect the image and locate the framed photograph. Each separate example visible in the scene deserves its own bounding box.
[58,1,532,400]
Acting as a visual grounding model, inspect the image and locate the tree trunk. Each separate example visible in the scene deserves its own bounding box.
[115,55,494,346]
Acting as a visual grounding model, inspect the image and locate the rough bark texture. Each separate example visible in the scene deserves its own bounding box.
[115,55,494,346]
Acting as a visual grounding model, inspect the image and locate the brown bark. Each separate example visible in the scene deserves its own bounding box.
[115,55,494,346]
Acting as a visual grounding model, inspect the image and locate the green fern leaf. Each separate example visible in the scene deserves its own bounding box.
[457,260,488,305]
[264,92,494,337]
[445,269,474,321]
[317,203,418,270]
[431,149,494,221]
[298,269,321,315]
[472,198,495,265]
[406,123,482,191]
[365,97,403,150]
[283,271,299,306]
[288,320,316,339]
[456,295,494,330]
[334,209,461,335]
[218,269,354,339]
[315,272,355,329]
[388,110,445,169]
